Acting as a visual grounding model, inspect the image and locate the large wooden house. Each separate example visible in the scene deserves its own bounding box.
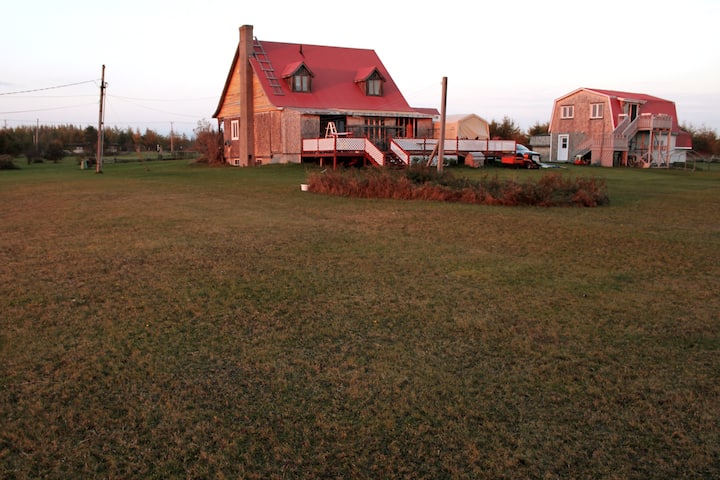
[548,88,692,167]
[213,25,435,166]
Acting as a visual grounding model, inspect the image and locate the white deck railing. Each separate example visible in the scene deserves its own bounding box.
[390,139,516,154]
[303,137,519,167]
[302,137,385,166]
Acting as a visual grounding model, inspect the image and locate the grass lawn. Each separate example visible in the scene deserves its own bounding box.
[1,159,719,479]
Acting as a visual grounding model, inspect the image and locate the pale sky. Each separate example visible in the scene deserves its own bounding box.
[2,0,719,137]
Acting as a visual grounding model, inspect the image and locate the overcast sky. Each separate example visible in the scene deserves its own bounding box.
[2,0,719,137]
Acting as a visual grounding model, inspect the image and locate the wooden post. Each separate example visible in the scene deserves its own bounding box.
[665,126,671,167]
[650,116,655,167]
[333,136,337,170]
[96,64,106,174]
[437,77,447,172]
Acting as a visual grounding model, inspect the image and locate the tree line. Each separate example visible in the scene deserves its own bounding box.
[0,124,194,161]
[681,124,720,156]
[489,117,548,145]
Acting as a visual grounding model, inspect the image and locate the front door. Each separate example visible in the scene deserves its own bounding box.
[557,134,569,162]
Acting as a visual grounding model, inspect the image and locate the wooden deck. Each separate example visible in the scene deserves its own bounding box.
[302,137,518,167]
[302,137,385,167]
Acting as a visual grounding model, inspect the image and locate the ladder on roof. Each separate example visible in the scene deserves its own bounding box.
[253,38,284,96]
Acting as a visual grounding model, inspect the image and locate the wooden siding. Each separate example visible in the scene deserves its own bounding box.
[551,90,614,138]
[250,110,306,164]
[300,115,320,140]
[217,70,276,119]
[222,118,238,164]
[551,90,616,166]
[254,112,276,162]
[216,69,242,120]
[252,74,275,113]
[416,119,434,138]
[282,110,303,161]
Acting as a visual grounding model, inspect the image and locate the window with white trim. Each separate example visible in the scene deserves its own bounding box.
[231,120,239,140]
[560,105,574,119]
[591,103,604,119]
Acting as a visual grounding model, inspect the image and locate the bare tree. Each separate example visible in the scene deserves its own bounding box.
[193,120,223,165]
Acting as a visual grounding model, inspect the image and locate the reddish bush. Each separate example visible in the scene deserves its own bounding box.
[306,168,609,207]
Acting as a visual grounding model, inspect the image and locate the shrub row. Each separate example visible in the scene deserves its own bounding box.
[307,168,609,207]
[0,154,20,170]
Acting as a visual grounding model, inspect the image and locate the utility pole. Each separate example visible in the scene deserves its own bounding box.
[96,64,107,173]
[170,122,174,154]
[437,77,448,173]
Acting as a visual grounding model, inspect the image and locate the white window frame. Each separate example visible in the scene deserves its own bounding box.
[591,103,604,119]
[231,120,239,140]
[560,105,574,119]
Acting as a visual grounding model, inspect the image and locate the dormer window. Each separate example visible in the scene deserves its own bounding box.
[355,67,385,97]
[366,71,383,96]
[292,66,312,92]
[282,62,314,93]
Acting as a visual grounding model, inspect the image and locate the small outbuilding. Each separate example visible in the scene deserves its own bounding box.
[435,113,490,140]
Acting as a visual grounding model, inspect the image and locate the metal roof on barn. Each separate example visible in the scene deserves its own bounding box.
[560,88,683,131]
[586,88,681,128]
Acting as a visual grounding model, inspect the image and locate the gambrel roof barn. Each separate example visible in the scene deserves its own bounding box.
[549,87,692,167]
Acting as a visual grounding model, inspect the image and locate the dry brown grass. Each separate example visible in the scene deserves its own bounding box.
[1,160,718,478]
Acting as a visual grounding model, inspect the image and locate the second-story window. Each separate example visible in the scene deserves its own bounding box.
[366,71,383,96]
[561,105,574,119]
[291,66,312,93]
[591,103,604,119]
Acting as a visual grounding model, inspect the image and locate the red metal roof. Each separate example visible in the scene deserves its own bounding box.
[250,40,420,114]
[583,88,685,134]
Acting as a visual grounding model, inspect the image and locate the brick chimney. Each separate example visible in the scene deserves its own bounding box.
[238,25,255,166]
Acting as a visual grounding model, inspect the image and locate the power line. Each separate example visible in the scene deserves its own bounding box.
[0,80,97,96]
[2,94,97,99]
[0,103,97,115]
[107,94,205,118]
[109,94,218,102]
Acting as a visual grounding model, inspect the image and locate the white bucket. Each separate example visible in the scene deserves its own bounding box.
[300,184,309,192]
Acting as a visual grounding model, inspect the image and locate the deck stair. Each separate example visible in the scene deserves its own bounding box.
[302,136,385,167]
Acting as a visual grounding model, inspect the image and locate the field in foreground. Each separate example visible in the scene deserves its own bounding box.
[1,160,719,479]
